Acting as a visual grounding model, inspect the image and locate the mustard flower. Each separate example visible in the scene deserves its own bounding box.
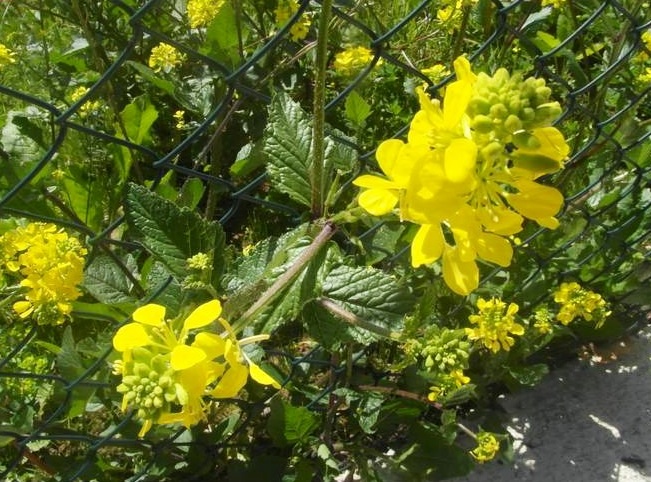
[421,64,450,83]
[187,0,225,28]
[70,86,101,117]
[465,298,524,352]
[113,300,279,436]
[1,222,86,326]
[553,282,610,328]
[148,43,185,73]
[354,55,569,295]
[427,369,471,402]
[542,0,565,7]
[333,46,375,76]
[638,67,651,84]
[173,110,187,130]
[532,306,554,334]
[471,431,500,463]
[0,43,16,67]
[275,0,311,42]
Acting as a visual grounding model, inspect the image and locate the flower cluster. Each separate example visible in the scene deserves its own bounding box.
[354,56,569,294]
[0,43,16,67]
[470,431,500,463]
[333,46,375,76]
[421,64,450,84]
[0,222,86,325]
[437,0,477,30]
[70,86,101,117]
[553,282,610,328]
[465,298,524,353]
[541,0,565,8]
[186,0,225,28]
[148,43,185,74]
[113,300,279,436]
[274,0,311,42]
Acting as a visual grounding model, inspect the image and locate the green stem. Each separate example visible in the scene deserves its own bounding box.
[310,0,334,218]
[233,221,337,332]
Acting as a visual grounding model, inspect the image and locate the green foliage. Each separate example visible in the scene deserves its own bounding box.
[0,0,649,480]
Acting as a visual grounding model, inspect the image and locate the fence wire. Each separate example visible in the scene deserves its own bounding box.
[1,0,650,480]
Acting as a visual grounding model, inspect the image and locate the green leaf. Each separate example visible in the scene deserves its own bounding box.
[126,61,176,95]
[178,178,205,209]
[306,264,413,346]
[266,398,319,447]
[230,141,266,178]
[507,363,549,388]
[396,423,473,480]
[204,2,242,65]
[83,254,136,304]
[56,327,96,418]
[264,92,313,207]
[120,96,158,144]
[11,115,48,150]
[59,165,105,231]
[124,183,225,280]
[344,90,371,126]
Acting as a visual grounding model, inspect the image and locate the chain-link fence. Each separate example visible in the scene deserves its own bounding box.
[1,0,650,480]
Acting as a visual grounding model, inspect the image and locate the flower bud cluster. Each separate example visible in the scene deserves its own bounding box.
[468,70,562,137]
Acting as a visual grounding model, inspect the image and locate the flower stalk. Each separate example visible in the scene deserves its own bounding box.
[310,0,334,218]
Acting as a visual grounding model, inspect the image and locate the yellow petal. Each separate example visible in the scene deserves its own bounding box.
[452,56,477,83]
[13,300,33,317]
[183,300,222,331]
[113,323,151,352]
[411,224,444,267]
[352,175,399,190]
[478,207,523,236]
[506,180,564,221]
[193,332,226,359]
[444,138,477,184]
[443,79,472,127]
[476,232,513,267]
[210,363,248,399]
[171,344,207,371]
[442,246,478,295]
[132,304,166,326]
[358,189,399,216]
[247,358,281,389]
[375,139,406,180]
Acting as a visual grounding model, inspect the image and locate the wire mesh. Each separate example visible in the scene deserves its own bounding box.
[1,0,650,480]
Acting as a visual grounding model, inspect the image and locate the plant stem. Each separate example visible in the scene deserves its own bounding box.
[310,0,334,219]
[234,221,337,331]
[357,384,443,410]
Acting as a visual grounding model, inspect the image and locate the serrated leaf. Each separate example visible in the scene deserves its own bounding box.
[302,299,357,349]
[83,254,136,304]
[120,96,158,145]
[56,327,96,417]
[125,183,225,280]
[321,265,413,328]
[264,92,313,207]
[344,91,371,126]
[266,398,319,447]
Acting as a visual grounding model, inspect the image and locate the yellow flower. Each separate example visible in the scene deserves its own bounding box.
[553,282,610,328]
[471,431,500,463]
[333,46,375,75]
[465,298,524,352]
[421,64,450,83]
[1,222,86,325]
[187,0,225,28]
[70,86,101,117]
[148,43,185,73]
[354,55,569,295]
[113,300,279,436]
[542,0,565,7]
[0,43,16,67]
[173,110,187,130]
[638,67,651,84]
[275,0,311,41]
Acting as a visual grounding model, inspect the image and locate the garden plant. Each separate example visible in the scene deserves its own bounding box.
[0,0,650,480]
